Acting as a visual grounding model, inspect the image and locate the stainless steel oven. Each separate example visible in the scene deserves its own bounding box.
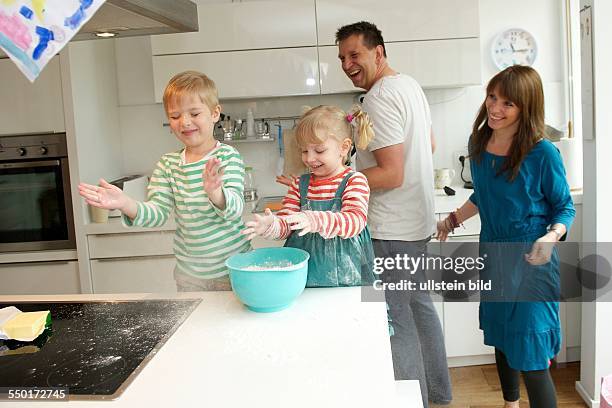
[0,132,76,252]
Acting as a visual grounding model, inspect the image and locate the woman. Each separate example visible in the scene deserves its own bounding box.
[437,65,575,408]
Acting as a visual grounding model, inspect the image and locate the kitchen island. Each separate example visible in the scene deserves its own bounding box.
[0,288,421,407]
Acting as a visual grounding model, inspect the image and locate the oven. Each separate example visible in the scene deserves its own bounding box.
[0,132,76,252]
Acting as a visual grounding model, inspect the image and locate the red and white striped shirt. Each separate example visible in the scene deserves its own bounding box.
[274,167,370,239]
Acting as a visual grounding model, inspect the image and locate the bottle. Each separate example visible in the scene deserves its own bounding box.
[234,119,243,139]
[246,108,255,139]
[243,166,258,202]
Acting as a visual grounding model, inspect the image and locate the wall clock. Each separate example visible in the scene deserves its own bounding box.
[491,28,538,70]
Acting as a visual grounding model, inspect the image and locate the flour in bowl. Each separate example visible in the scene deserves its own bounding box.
[242,261,296,271]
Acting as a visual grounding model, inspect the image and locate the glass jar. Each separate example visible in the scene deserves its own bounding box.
[244,166,258,202]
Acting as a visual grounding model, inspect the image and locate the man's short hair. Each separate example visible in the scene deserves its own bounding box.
[335,21,386,58]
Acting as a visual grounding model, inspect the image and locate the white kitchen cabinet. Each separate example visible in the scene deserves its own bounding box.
[87,230,175,293]
[150,0,317,55]
[87,231,174,259]
[560,202,582,362]
[440,235,495,365]
[316,0,479,46]
[0,261,80,294]
[319,38,481,94]
[0,57,65,135]
[90,256,177,294]
[152,47,320,101]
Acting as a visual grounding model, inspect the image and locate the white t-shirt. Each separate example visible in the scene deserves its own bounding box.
[356,73,436,241]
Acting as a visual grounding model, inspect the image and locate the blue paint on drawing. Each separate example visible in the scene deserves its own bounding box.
[33,26,54,60]
[64,0,95,30]
[19,6,34,20]
[0,32,40,80]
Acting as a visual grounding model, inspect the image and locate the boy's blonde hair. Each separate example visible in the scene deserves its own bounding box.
[295,105,374,154]
[163,71,219,112]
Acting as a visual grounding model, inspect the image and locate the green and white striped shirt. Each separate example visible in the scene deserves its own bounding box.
[124,142,251,279]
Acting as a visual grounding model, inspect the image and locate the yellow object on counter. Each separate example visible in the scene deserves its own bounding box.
[1,311,51,342]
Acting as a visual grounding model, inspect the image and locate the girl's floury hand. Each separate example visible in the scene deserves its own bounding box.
[243,208,276,240]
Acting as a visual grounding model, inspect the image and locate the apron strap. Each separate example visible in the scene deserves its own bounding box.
[298,173,311,208]
[333,171,354,200]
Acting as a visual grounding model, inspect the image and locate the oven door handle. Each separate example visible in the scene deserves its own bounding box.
[1,160,61,169]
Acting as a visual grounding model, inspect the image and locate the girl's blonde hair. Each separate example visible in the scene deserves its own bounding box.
[163,70,219,113]
[295,105,374,154]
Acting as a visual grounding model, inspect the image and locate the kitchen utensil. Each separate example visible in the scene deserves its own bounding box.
[255,120,269,138]
[226,247,309,313]
[459,155,473,189]
[275,124,284,177]
[434,168,456,189]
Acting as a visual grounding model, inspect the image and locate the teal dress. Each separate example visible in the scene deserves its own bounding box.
[469,139,575,371]
[284,172,375,287]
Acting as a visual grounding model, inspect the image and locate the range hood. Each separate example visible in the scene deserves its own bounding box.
[74,0,198,40]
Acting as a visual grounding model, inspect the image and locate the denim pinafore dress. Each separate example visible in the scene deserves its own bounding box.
[284,172,375,287]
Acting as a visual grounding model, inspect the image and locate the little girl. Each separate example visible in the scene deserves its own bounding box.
[244,105,375,287]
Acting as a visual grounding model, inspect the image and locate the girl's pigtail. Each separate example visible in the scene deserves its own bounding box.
[348,105,374,150]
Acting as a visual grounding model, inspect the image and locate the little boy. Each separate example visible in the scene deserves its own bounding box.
[79,71,250,291]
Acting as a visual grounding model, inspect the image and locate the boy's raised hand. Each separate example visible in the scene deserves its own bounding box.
[203,157,226,209]
[203,157,224,194]
[243,208,276,240]
[79,179,127,210]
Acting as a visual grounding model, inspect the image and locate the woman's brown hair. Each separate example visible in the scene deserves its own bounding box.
[469,65,546,181]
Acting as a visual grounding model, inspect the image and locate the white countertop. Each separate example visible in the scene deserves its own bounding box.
[1,288,422,407]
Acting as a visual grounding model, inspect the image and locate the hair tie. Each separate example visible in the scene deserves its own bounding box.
[346,113,354,123]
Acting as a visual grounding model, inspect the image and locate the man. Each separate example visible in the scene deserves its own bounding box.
[336,21,451,407]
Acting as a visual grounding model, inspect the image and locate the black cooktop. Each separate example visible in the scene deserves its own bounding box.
[0,299,201,400]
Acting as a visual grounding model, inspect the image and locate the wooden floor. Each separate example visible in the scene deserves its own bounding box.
[431,362,587,408]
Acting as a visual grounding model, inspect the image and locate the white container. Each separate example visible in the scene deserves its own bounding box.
[246,108,255,138]
[108,175,148,217]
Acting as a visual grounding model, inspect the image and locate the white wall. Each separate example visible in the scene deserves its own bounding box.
[67,40,124,185]
[112,0,568,198]
[578,0,612,406]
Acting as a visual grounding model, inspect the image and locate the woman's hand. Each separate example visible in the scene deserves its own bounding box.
[243,208,276,240]
[525,233,556,265]
[79,179,128,210]
[436,218,453,241]
[275,174,297,187]
[284,211,319,236]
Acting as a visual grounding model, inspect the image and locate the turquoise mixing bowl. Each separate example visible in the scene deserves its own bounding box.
[226,247,310,313]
